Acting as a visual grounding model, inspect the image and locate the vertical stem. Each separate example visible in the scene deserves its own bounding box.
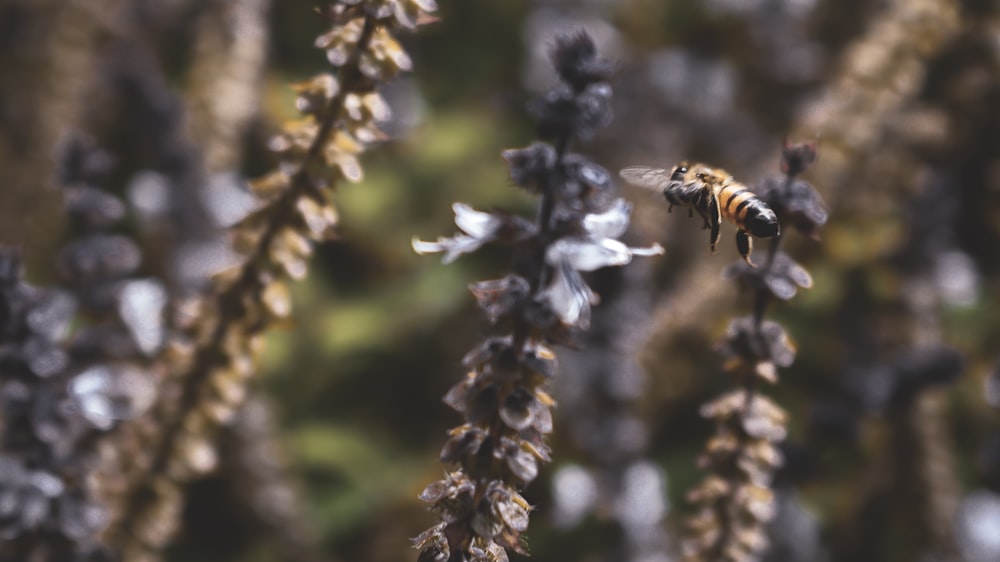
[744,232,783,411]
[514,134,572,354]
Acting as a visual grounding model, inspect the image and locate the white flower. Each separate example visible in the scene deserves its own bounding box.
[412,202,501,264]
[542,199,663,328]
[544,259,598,328]
[69,364,156,430]
[582,197,631,239]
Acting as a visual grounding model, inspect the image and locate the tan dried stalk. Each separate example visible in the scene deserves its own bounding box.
[682,144,825,562]
[186,0,272,174]
[791,0,959,200]
[184,1,325,558]
[681,251,791,562]
[106,3,436,559]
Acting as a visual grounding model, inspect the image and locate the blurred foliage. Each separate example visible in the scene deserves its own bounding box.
[2,0,1000,561]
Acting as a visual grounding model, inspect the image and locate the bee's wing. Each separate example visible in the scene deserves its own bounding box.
[619,166,672,193]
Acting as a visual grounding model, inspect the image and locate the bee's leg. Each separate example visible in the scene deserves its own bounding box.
[737,230,756,267]
[708,196,721,252]
[690,191,706,225]
[693,207,710,229]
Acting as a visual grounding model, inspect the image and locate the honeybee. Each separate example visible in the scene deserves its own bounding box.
[619,162,779,267]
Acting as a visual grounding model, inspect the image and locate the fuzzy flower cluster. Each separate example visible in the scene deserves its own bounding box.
[0,135,164,561]
[0,251,111,561]
[49,136,167,562]
[684,141,826,562]
[415,197,660,329]
[55,135,162,423]
[412,32,661,562]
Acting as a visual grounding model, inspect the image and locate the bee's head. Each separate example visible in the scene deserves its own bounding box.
[670,163,689,182]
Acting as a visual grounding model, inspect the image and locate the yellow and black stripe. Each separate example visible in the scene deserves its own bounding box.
[719,183,779,238]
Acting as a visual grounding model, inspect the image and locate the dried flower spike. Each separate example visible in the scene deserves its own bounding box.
[683,141,825,562]
[108,2,437,558]
[0,246,117,561]
[413,31,660,562]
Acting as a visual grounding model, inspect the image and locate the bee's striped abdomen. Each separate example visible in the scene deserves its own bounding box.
[719,184,780,238]
[719,185,754,224]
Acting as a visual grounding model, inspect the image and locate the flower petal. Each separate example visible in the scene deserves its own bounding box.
[412,234,487,264]
[542,259,596,328]
[765,275,797,301]
[117,279,167,355]
[547,237,630,272]
[469,275,530,324]
[787,260,813,289]
[412,237,447,255]
[69,364,156,429]
[453,202,499,238]
[582,198,632,239]
[630,243,665,257]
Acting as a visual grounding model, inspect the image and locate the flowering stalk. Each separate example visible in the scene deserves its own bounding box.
[682,142,827,562]
[106,1,436,558]
[186,0,271,175]
[412,32,662,562]
[56,134,166,546]
[0,133,167,561]
[0,250,91,561]
[183,2,322,555]
[793,0,959,197]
